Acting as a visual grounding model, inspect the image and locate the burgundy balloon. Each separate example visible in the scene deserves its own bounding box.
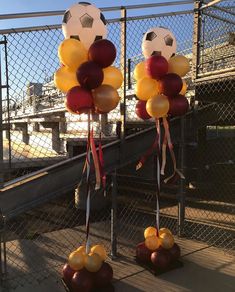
[151,250,171,270]
[145,55,168,80]
[71,269,94,292]
[135,100,151,120]
[168,94,189,117]
[159,73,183,97]
[76,61,104,89]
[136,242,152,263]
[66,86,93,114]
[62,263,76,287]
[89,39,117,68]
[168,243,181,262]
[94,262,113,288]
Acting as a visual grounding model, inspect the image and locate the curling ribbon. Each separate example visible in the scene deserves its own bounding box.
[90,127,101,190]
[136,136,158,170]
[155,118,161,233]
[162,117,185,183]
[99,130,106,195]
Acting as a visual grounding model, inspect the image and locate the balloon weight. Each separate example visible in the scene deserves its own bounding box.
[91,245,107,261]
[159,228,172,237]
[76,246,86,256]
[160,233,175,250]
[146,55,168,79]
[102,66,123,89]
[71,269,94,292]
[68,250,85,271]
[84,253,103,273]
[62,263,76,286]
[93,84,120,113]
[144,226,157,239]
[145,235,160,251]
[135,77,159,101]
[94,262,113,288]
[168,243,181,262]
[136,242,152,263]
[168,55,190,77]
[151,250,171,270]
[146,94,169,118]
[89,39,116,68]
[66,86,93,115]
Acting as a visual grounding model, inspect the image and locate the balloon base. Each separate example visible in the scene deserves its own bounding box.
[62,278,115,292]
[135,257,184,276]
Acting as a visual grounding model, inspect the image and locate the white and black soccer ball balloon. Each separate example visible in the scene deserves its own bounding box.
[62,2,107,49]
[142,27,177,60]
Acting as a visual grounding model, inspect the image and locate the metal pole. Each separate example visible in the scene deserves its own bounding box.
[0,42,4,189]
[178,116,186,237]
[127,58,132,90]
[111,171,117,259]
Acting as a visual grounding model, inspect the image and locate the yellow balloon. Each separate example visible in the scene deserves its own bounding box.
[93,84,120,113]
[135,77,159,101]
[168,55,190,77]
[84,253,103,272]
[58,38,88,70]
[159,228,172,237]
[76,245,86,256]
[146,94,169,118]
[159,233,174,250]
[134,61,148,80]
[54,66,79,93]
[68,250,85,271]
[145,235,160,251]
[180,79,187,95]
[144,227,157,239]
[102,66,123,89]
[91,245,107,261]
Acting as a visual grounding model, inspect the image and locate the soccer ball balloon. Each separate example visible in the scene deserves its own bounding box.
[142,27,177,60]
[62,2,107,49]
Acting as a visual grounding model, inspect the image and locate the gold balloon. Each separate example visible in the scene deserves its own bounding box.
[84,253,103,272]
[146,94,169,118]
[144,227,157,239]
[76,245,86,256]
[168,55,190,77]
[102,66,123,89]
[54,66,79,93]
[58,38,88,70]
[91,245,107,261]
[93,84,120,113]
[159,228,172,237]
[134,61,148,81]
[180,79,187,95]
[145,235,160,251]
[135,77,159,101]
[68,250,85,271]
[160,233,174,250]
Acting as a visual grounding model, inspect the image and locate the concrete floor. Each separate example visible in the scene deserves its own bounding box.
[5,238,234,292]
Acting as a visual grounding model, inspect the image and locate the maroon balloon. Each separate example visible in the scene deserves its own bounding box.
[159,73,183,97]
[76,61,104,89]
[62,263,76,287]
[168,243,181,262]
[151,250,171,270]
[136,242,152,263]
[71,269,94,292]
[146,55,168,80]
[135,100,151,120]
[168,94,189,117]
[94,262,113,288]
[89,39,116,68]
[66,86,93,114]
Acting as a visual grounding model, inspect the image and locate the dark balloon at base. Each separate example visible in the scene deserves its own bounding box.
[159,73,183,97]
[151,250,171,270]
[135,100,151,120]
[94,262,113,288]
[89,39,117,68]
[168,243,181,262]
[62,263,76,286]
[71,269,94,292]
[168,94,189,117]
[76,61,104,90]
[136,242,152,263]
[66,86,93,115]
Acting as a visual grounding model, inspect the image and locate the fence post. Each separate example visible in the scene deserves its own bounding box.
[111,171,117,259]
[178,116,186,236]
[0,211,7,287]
[0,41,4,189]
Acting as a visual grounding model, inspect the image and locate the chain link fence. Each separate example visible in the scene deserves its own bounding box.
[0,1,235,290]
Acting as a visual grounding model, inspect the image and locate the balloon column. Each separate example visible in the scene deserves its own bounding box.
[136,226,181,271]
[54,3,122,291]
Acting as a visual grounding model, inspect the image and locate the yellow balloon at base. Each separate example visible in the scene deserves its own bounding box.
[145,235,160,251]
[102,66,123,89]
[146,94,169,118]
[134,61,148,81]
[159,228,172,237]
[84,253,103,272]
[93,84,120,113]
[58,38,88,70]
[68,250,85,271]
[135,77,159,101]
[180,79,187,95]
[91,245,107,261]
[76,246,86,256]
[160,233,174,250]
[144,227,157,239]
[54,66,79,93]
[168,55,190,77]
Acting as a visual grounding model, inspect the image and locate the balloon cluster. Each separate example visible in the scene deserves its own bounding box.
[54,5,123,115]
[136,227,181,270]
[62,244,113,291]
[134,28,190,120]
